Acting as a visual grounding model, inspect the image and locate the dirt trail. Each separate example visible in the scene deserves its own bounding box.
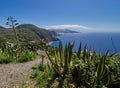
[0,58,46,88]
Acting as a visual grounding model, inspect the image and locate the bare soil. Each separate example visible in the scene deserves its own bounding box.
[0,58,46,88]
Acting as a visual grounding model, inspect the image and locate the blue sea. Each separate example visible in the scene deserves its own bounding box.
[51,33,120,54]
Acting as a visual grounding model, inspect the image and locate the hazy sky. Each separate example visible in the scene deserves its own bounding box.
[0,0,120,32]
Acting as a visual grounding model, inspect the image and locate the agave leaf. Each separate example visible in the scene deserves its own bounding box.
[54,50,59,66]
[77,43,82,59]
[105,65,112,86]
[64,43,68,74]
[52,65,61,76]
[96,51,113,87]
[45,50,55,66]
[86,48,91,60]
[100,51,109,80]
[97,51,108,80]
[59,41,64,67]
[68,42,74,63]
[99,57,106,80]
[108,52,116,57]
[47,62,51,71]
[83,45,87,62]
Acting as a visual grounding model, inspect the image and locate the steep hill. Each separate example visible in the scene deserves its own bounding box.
[49,29,79,34]
[0,24,57,42]
[0,26,6,30]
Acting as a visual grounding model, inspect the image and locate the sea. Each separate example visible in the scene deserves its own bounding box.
[51,33,120,54]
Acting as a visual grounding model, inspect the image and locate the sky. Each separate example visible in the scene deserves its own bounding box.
[0,0,120,32]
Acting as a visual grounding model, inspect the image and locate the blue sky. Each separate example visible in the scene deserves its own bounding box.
[0,0,120,32]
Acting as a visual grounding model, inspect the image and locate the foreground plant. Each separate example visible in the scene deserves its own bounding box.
[45,41,74,87]
[0,41,38,63]
[6,16,19,43]
[32,42,120,88]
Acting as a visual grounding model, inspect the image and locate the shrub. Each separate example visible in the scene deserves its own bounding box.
[17,51,37,62]
[0,41,39,64]
[0,52,12,63]
[44,42,120,88]
[31,63,52,88]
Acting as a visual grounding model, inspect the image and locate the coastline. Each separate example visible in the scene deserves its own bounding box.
[49,32,120,54]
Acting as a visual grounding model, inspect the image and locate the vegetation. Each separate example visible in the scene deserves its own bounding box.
[0,17,57,64]
[0,24,57,43]
[0,17,119,87]
[32,42,120,88]
[6,16,19,43]
[0,41,38,63]
[0,27,49,64]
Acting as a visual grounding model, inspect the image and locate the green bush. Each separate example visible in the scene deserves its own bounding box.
[31,63,53,88]
[0,41,39,63]
[17,51,37,62]
[38,42,120,88]
[0,52,12,63]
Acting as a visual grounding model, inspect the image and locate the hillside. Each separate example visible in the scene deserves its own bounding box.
[49,29,79,34]
[0,26,6,30]
[0,24,57,42]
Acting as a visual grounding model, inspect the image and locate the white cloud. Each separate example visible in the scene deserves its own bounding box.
[45,24,90,30]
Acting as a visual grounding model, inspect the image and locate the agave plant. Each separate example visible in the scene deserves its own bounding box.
[43,42,120,88]
[45,41,74,87]
[6,16,19,43]
[84,51,120,88]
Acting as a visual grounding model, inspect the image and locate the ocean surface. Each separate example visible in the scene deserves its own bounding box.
[51,33,120,54]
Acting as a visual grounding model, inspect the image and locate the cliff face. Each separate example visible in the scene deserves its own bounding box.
[0,24,57,42]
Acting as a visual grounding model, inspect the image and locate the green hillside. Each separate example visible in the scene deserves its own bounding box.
[0,24,57,42]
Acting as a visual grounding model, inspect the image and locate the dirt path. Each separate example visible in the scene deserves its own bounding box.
[0,58,47,88]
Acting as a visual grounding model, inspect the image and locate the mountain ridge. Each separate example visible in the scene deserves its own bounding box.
[48,29,80,34]
[0,24,57,42]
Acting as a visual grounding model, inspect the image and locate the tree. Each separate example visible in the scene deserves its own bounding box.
[6,16,19,43]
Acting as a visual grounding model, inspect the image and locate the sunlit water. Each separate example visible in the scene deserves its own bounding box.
[51,33,120,54]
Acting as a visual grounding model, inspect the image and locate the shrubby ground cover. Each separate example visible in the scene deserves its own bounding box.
[32,42,120,88]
